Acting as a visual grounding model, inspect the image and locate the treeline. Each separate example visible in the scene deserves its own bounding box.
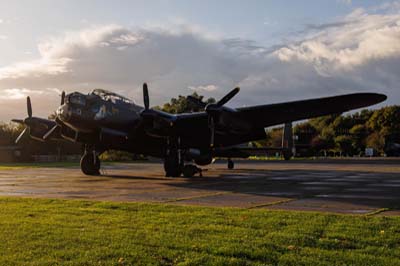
[264,106,400,157]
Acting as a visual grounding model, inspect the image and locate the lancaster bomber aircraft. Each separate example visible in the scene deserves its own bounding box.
[12,84,386,177]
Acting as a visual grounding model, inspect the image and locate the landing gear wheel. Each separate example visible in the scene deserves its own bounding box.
[164,154,182,177]
[227,159,234,170]
[283,151,292,161]
[80,152,100,175]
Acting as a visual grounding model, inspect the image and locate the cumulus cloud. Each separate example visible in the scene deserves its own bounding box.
[188,85,218,92]
[274,10,400,70]
[0,7,399,121]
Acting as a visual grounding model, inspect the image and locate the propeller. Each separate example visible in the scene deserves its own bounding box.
[15,127,29,144]
[44,91,65,140]
[12,97,33,144]
[143,83,149,110]
[140,83,176,136]
[61,91,65,105]
[188,87,240,147]
[27,96,32,118]
[215,87,240,107]
[43,124,60,140]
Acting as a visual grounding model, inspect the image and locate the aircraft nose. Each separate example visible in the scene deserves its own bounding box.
[57,104,71,122]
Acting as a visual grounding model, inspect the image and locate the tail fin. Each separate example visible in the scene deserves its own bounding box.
[281,122,294,160]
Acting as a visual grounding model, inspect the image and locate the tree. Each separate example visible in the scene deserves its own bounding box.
[349,124,368,154]
[294,122,317,145]
[366,132,385,155]
[265,128,283,148]
[332,115,354,136]
[0,123,23,146]
[159,92,216,114]
[334,135,354,156]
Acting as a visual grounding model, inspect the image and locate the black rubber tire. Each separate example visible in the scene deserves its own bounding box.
[80,153,100,175]
[283,151,292,161]
[164,155,181,177]
[227,159,234,170]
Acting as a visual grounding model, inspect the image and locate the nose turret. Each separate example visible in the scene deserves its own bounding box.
[57,103,71,122]
[56,92,86,123]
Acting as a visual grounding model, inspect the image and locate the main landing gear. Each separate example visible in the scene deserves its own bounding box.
[80,148,101,176]
[164,150,182,177]
[164,156,202,178]
[164,138,203,178]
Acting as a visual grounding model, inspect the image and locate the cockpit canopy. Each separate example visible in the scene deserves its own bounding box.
[91,89,134,105]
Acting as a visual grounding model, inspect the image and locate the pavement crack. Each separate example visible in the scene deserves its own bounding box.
[246,198,295,209]
[160,192,232,203]
[364,208,390,216]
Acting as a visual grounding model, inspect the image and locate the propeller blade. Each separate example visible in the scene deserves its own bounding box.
[143,83,149,110]
[43,125,60,141]
[187,95,207,109]
[217,87,240,107]
[61,91,65,105]
[27,96,32,118]
[11,119,24,124]
[15,127,28,144]
[209,116,215,147]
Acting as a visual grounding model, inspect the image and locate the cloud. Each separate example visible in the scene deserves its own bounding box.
[0,88,45,100]
[0,7,400,122]
[274,10,400,70]
[188,85,218,92]
[337,0,352,6]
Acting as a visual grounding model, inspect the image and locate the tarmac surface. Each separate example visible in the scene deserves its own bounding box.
[0,159,399,215]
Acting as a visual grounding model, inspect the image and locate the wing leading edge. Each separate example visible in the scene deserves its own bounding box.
[236,93,387,129]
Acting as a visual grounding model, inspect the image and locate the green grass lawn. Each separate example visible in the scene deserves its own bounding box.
[0,197,399,266]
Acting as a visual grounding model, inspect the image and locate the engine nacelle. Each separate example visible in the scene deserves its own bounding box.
[186,148,213,165]
[194,156,213,166]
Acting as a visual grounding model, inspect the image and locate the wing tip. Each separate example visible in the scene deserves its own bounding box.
[360,92,387,105]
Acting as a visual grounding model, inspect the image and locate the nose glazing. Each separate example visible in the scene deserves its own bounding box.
[57,104,71,122]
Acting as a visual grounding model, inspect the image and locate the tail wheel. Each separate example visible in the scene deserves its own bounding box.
[80,152,101,175]
[227,159,234,170]
[283,151,292,161]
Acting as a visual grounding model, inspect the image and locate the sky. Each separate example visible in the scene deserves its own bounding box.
[0,0,399,121]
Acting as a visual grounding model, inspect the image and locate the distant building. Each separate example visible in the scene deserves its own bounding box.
[0,146,22,162]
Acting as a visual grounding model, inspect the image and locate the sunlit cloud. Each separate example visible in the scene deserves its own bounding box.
[188,85,218,92]
[0,7,399,121]
[0,88,44,100]
[274,9,400,72]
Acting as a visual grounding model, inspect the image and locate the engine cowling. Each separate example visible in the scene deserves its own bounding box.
[186,149,213,165]
[194,155,213,166]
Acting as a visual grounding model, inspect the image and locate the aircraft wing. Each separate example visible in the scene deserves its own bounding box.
[173,92,386,147]
[235,93,387,129]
